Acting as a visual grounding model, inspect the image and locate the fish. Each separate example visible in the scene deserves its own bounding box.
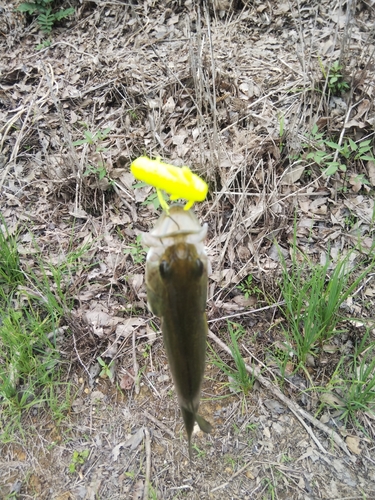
[143,204,212,458]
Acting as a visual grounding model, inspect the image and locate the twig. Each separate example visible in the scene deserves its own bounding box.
[288,406,326,454]
[207,302,285,324]
[133,329,140,395]
[210,460,255,493]
[208,330,351,456]
[143,427,152,500]
[0,77,44,189]
[72,332,91,380]
[144,410,175,438]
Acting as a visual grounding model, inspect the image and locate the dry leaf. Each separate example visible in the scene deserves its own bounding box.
[132,480,144,500]
[112,441,125,462]
[346,436,361,455]
[280,163,305,184]
[120,368,135,390]
[368,161,375,187]
[163,96,175,113]
[364,287,375,297]
[320,392,343,407]
[233,295,257,307]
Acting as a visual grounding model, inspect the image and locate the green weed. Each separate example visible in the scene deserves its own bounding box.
[317,331,375,426]
[0,217,24,288]
[262,477,276,500]
[132,181,169,210]
[303,124,374,178]
[124,235,146,264]
[97,356,115,381]
[278,228,375,369]
[69,449,89,474]
[73,127,111,149]
[0,220,88,442]
[73,127,113,185]
[237,274,263,299]
[319,59,350,95]
[192,443,206,458]
[210,322,254,396]
[18,0,74,34]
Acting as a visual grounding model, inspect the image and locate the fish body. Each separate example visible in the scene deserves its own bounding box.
[143,205,212,457]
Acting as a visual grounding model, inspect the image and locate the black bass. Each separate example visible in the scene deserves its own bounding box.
[143,204,212,458]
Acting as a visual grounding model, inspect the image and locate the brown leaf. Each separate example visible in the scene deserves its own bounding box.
[367,161,375,187]
[132,480,144,500]
[346,436,361,455]
[233,295,257,307]
[120,368,135,390]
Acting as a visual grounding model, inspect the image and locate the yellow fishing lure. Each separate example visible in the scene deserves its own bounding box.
[131,156,208,211]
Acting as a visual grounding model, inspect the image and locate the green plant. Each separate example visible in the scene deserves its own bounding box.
[128,109,138,121]
[262,477,276,500]
[237,275,262,299]
[303,125,374,178]
[36,39,52,50]
[83,163,108,181]
[0,216,24,287]
[148,484,158,500]
[0,222,88,443]
[97,357,115,381]
[278,231,375,368]
[132,181,169,210]
[69,449,89,473]
[18,0,74,34]
[124,470,136,479]
[72,128,111,149]
[318,332,375,426]
[319,59,350,95]
[210,322,254,396]
[73,127,112,184]
[192,443,206,458]
[124,235,146,264]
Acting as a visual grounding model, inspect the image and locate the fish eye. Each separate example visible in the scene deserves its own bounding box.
[194,259,204,277]
[159,260,171,279]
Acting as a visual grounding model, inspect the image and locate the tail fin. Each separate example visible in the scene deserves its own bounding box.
[181,407,195,460]
[196,414,213,434]
[181,408,213,459]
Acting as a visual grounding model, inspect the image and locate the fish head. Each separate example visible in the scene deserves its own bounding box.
[143,204,209,317]
[143,204,208,265]
[158,241,205,284]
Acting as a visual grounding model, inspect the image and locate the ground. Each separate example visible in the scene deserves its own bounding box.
[1,0,375,498]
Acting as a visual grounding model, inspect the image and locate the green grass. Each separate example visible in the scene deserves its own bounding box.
[316,329,375,426]
[276,222,375,428]
[210,321,255,396]
[0,218,86,442]
[278,228,375,369]
[0,216,24,287]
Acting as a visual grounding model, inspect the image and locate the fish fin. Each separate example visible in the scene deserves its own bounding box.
[195,414,213,434]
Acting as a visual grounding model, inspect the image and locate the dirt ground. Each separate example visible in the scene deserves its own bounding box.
[1,0,375,498]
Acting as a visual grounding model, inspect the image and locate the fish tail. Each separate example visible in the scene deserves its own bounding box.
[181,408,213,459]
[181,407,195,460]
[196,414,213,434]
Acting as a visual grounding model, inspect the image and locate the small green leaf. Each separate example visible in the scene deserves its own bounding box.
[348,138,357,151]
[323,163,339,176]
[325,141,341,150]
[132,181,148,189]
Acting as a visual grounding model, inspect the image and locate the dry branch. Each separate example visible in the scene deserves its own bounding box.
[208,330,351,457]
